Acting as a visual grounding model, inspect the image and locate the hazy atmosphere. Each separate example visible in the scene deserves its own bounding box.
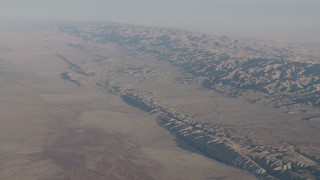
[1,0,320,42]
[1,1,320,179]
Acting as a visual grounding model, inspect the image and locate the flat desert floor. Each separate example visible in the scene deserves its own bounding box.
[0,26,258,179]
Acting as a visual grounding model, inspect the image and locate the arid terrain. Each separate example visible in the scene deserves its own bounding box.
[0,22,320,179]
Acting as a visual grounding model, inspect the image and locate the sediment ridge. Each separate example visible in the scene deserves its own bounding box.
[100,82,320,179]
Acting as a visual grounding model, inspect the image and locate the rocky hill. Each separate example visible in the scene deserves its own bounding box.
[58,23,320,109]
[99,83,320,179]
[56,22,320,179]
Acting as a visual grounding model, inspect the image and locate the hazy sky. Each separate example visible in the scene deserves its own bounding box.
[1,0,320,42]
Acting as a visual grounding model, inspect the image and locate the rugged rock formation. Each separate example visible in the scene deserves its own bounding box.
[114,89,320,179]
[57,22,320,179]
[57,54,95,86]
[58,23,320,109]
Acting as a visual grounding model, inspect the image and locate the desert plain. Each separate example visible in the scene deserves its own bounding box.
[0,23,319,179]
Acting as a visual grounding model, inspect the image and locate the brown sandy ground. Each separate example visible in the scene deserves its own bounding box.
[0,25,255,179]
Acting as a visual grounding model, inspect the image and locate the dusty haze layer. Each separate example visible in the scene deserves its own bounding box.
[1,0,320,42]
